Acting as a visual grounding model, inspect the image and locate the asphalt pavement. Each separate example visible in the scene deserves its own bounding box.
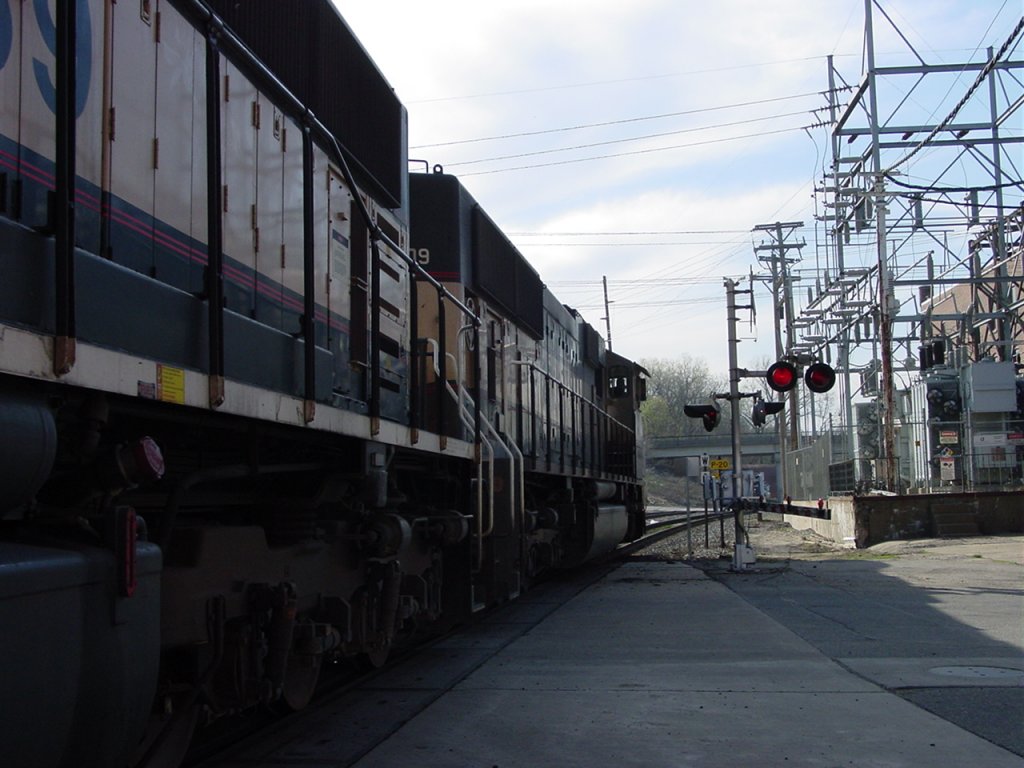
[701,526,1024,760]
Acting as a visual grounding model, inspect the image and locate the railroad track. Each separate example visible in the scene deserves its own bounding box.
[617,506,733,557]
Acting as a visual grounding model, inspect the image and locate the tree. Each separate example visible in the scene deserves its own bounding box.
[638,395,675,438]
[639,356,727,437]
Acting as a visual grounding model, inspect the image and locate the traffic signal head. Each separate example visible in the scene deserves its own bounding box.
[684,404,721,432]
[752,398,785,427]
[701,409,720,432]
[766,361,798,392]
[804,362,836,394]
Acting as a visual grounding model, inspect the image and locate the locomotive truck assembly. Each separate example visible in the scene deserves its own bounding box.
[0,2,647,766]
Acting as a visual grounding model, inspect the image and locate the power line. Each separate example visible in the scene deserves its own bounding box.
[511,227,814,244]
[573,296,725,310]
[510,229,765,236]
[884,173,1024,194]
[550,276,726,287]
[523,241,757,247]
[446,111,811,168]
[458,125,806,176]
[602,244,753,332]
[411,90,839,148]
[406,57,855,105]
[405,49,994,106]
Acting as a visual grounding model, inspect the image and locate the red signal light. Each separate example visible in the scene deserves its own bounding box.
[702,409,720,432]
[804,362,836,394]
[684,403,721,432]
[766,361,798,392]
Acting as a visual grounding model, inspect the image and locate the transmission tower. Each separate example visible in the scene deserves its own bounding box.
[794,1,1024,493]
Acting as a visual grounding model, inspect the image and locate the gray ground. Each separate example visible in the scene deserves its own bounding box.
[639,518,1024,758]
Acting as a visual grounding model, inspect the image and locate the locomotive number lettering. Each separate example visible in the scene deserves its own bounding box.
[411,247,430,265]
[25,0,93,117]
[0,1,11,70]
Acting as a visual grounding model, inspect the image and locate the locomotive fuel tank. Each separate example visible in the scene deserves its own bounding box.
[0,539,162,768]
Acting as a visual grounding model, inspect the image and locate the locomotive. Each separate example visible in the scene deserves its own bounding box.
[0,2,646,767]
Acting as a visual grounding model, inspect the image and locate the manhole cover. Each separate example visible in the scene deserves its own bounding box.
[929,665,1024,680]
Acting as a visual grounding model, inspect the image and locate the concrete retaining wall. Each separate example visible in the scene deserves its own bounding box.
[783,496,858,548]
[785,491,1023,548]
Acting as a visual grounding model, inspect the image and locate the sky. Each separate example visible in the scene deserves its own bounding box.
[331,0,1022,380]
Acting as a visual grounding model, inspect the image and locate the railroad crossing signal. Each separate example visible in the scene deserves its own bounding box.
[752,398,785,426]
[765,360,836,394]
[804,362,836,394]
[684,403,721,432]
[766,361,798,392]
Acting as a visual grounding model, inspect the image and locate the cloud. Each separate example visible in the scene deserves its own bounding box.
[332,0,1020,378]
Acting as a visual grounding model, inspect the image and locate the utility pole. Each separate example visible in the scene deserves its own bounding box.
[873,176,899,491]
[601,275,613,352]
[753,221,804,497]
[863,2,899,492]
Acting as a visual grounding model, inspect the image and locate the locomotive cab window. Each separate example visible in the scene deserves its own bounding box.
[608,365,630,399]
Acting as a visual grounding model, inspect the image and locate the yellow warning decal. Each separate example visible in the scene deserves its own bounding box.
[157,364,186,404]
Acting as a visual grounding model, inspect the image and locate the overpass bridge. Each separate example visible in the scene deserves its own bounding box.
[647,432,784,499]
[647,433,781,464]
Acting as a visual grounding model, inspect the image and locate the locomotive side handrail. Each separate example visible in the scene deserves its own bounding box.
[199,27,225,407]
[453,325,498,524]
[446,369,494,535]
[446,340,497,572]
[419,323,493,513]
[511,362,636,435]
[53,1,77,376]
[511,360,636,480]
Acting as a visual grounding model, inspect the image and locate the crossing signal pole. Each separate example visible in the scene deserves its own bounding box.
[683,279,762,569]
[724,278,757,570]
[693,279,836,571]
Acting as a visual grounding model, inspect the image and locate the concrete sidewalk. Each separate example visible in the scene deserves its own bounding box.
[209,532,1023,767]
[349,542,1023,767]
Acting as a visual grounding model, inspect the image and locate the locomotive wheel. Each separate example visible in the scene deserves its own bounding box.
[281,652,323,711]
[361,635,392,669]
